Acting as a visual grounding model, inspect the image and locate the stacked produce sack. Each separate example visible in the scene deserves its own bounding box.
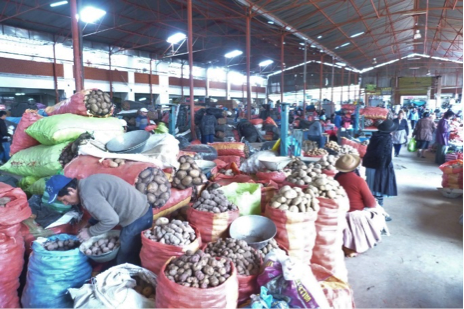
[439,160,463,189]
[0,183,30,308]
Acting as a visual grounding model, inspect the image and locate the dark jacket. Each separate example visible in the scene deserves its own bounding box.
[200,113,217,135]
[0,119,10,143]
[362,131,393,169]
[413,118,436,142]
[393,118,409,136]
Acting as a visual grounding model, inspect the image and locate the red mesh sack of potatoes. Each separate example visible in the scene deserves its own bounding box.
[217,155,242,167]
[0,233,25,308]
[209,142,246,158]
[311,197,349,282]
[360,106,388,120]
[10,109,42,155]
[0,183,31,226]
[341,138,367,158]
[155,256,239,308]
[0,223,22,237]
[140,224,201,275]
[153,187,193,220]
[265,206,318,262]
[186,207,239,243]
[258,181,279,214]
[45,88,114,118]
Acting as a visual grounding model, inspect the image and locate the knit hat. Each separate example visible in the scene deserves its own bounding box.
[335,154,361,173]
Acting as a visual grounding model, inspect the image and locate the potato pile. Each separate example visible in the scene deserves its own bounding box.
[143,217,196,246]
[305,174,347,199]
[192,188,238,213]
[43,238,80,251]
[258,238,279,258]
[103,158,126,168]
[286,157,306,171]
[302,140,319,152]
[305,148,328,157]
[270,185,320,213]
[132,275,155,299]
[317,155,337,171]
[204,238,261,276]
[338,144,360,156]
[0,197,11,207]
[173,156,207,189]
[325,141,341,152]
[59,144,76,167]
[286,163,323,186]
[84,89,113,117]
[136,167,171,208]
[165,250,232,288]
[84,236,120,256]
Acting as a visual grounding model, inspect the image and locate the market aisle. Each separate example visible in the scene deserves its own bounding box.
[345,150,463,308]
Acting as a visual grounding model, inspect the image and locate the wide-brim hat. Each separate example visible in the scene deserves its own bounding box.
[377,119,398,132]
[335,154,361,173]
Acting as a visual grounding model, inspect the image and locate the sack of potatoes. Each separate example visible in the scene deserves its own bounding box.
[269,185,320,213]
[325,141,341,152]
[102,158,126,168]
[132,275,156,299]
[84,89,113,117]
[286,162,323,186]
[286,156,306,171]
[172,155,208,190]
[305,174,347,199]
[136,167,171,208]
[339,144,359,156]
[258,238,279,258]
[58,144,76,167]
[143,217,197,246]
[43,238,80,251]
[192,188,239,213]
[83,236,120,256]
[204,238,261,276]
[305,148,328,157]
[165,249,233,288]
[317,155,337,171]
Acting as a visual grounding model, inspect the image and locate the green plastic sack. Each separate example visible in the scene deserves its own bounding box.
[26,114,124,145]
[18,176,40,191]
[407,137,417,152]
[155,122,169,134]
[220,182,261,216]
[42,191,72,213]
[25,177,48,196]
[0,143,68,177]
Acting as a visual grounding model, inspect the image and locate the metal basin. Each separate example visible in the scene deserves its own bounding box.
[229,215,277,250]
[259,156,292,171]
[105,130,150,154]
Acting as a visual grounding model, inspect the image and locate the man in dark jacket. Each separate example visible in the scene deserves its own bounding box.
[237,120,262,143]
[200,109,217,144]
[0,111,11,163]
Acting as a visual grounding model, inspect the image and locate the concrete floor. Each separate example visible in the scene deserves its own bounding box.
[345,149,463,308]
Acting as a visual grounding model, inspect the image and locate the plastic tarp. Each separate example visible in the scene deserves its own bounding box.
[220,183,261,216]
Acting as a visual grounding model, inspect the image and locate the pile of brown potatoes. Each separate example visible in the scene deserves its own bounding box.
[191,189,238,213]
[143,217,196,246]
[173,156,207,189]
[305,174,347,199]
[270,185,320,213]
[43,239,80,251]
[135,167,171,208]
[132,275,156,299]
[84,89,113,117]
[84,236,120,256]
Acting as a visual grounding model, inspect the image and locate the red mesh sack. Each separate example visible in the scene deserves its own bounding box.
[360,106,388,120]
[439,159,463,174]
[217,155,241,167]
[311,264,356,309]
[10,110,42,155]
[191,139,202,145]
[0,233,25,309]
[140,226,201,275]
[0,184,31,226]
[213,159,228,170]
[258,181,279,214]
[153,187,193,220]
[155,257,239,308]
[0,223,22,237]
[213,174,255,186]
[186,207,239,243]
[45,88,114,117]
[265,206,318,262]
[341,138,367,158]
[322,169,337,178]
[256,171,286,183]
[263,117,277,127]
[311,197,349,282]
[209,142,246,158]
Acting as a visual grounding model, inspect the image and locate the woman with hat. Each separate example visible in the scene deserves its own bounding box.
[362,119,398,218]
[335,154,389,257]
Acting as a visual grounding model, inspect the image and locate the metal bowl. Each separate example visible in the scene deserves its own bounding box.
[195,160,217,176]
[106,130,150,154]
[79,230,121,263]
[259,156,292,171]
[229,215,277,250]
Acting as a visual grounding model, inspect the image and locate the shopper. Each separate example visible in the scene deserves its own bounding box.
[435,110,455,164]
[362,119,398,219]
[335,155,388,257]
[0,111,11,163]
[392,111,409,157]
[408,107,419,129]
[334,112,343,128]
[200,109,217,144]
[306,120,324,148]
[46,174,152,266]
[135,108,149,130]
[412,112,436,158]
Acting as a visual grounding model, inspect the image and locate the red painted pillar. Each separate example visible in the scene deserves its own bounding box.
[246,12,252,120]
[187,0,196,138]
[70,0,83,91]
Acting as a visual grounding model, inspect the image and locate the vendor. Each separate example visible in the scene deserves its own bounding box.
[435,110,455,164]
[335,155,388,257]
[200,109,217,144]
[46,174,153,266]
[136,108,149,130]
[306,119,324,148]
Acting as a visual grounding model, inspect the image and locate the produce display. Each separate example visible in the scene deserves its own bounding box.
[192,188,239,213]
[338,145,360,156]
[302,140,319,152]
[258,238,279,258]
[305,174,347,199]
[286,157,306,171]
[305,148,328,157]
[83,236,120,256]
[102,158,127,168]
[165,250,232,288]
[364,118,374,127]
[0,197,11,207]
[317,155,337,171]
[374,119,384,127]
[286,163,322,186]
[172,155,207,189]
[59,144,77,167]
[143,217,196,246]
[325,141,341,152]
[84,89,113,117]
[43,239,80,251]
[269,185,320,213]
[204,238,261,276]
[132,275,156,299]
[135,167,171,208]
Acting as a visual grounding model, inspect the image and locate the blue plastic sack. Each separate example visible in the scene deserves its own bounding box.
[21,234,92,308]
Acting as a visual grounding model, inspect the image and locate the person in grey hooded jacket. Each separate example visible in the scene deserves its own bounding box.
[200,109,217,144]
